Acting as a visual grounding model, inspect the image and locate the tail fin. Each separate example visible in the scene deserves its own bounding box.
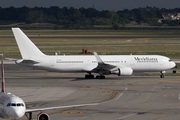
[1,60,5,93]
[12,28,45,59]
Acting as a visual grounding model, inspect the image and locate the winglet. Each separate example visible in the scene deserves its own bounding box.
[93,52,104,64]
[1,59,5,93]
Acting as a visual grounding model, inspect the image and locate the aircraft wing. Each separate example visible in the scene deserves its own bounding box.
[25,103,99,113]
[92,52,119,74]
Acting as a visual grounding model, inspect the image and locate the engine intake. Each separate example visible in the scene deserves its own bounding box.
[37,112,50,120]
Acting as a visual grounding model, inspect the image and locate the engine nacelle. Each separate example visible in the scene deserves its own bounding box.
[37,112,50,120]
[111,67,133,76]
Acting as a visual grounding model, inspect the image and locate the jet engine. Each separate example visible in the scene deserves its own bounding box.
[37,112,50,120]
[112,67,133,76]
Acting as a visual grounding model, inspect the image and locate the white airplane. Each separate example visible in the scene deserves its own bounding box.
[10,28,175,79]
[0,59,98,120]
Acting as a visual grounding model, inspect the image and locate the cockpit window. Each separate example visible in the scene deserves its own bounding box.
[7,103,10,106]
[6,103,25,107]
[17,103,21,106]
[11,103,16,106]
[169,59,173,62]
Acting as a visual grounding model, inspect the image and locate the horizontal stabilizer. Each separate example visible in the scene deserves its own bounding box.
[16,59,39,64]
[5,58,18,61]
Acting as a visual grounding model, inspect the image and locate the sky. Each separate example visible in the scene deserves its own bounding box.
[1,0,180,11]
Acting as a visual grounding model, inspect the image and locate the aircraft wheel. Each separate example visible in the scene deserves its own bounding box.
[96,75,99,79]
[96,75,105,79]
[85,74,94,79]
[90,75,94,79]
[85,74,89,79]
[160,74,164,78]
[101,76,105,79]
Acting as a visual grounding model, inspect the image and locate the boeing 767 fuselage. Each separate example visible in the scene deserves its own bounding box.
[10,28,176,79]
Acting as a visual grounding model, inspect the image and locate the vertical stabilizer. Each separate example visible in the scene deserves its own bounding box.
[12,28,45,59]
[1,60,5,93]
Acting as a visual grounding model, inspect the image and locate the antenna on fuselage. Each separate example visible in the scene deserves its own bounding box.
[1,59,5,93]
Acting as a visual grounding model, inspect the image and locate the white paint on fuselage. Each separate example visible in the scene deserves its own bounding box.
[0,92,25,119]
[20,55,175,73]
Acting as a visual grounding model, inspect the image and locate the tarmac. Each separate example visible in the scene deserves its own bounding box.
[2,62,180,120]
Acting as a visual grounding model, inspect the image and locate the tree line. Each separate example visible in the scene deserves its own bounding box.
[1,6,180,28]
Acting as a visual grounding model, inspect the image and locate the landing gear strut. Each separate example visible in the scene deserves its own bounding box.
[160,74,164,78]
[25,112,32,120]
[85,73,94,79]
[160,71,166,78]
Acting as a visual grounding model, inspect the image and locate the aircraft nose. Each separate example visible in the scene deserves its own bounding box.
[12,108,25,119]
[170,61,176,68]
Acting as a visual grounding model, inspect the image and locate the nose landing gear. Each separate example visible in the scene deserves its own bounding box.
[160,71,166,78]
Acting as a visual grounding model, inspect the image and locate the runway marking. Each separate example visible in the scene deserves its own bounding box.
[160,80,180,83]
[100,91,113,93]
[144,86,156,101]
[95,88,128,104]
[94,91,120,103]
[73,109,96,111]
[116,110,169,120]
[114,88,128,101]
[26,67,32,70]
[116,113,137,120]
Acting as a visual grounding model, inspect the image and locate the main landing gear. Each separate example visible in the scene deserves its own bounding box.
[85,73,94,79]
[85,73,105,79]
[96,75,105,79]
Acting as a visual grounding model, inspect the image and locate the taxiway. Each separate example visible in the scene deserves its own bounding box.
[2,62,180,120]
